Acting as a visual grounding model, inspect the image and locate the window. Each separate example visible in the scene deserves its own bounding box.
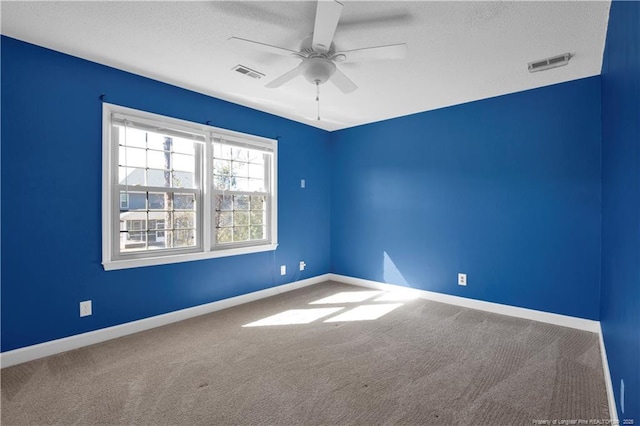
[212,137,272,247]
[102,103,277,270]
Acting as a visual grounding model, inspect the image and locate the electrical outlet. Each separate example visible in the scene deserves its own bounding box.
[80,300,92,317]
[299,261,306,271]
[458,273,467,286]
[280,265,286,275]
[301,179,306,189]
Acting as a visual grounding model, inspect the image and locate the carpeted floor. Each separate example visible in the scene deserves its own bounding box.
[1,281,609,425]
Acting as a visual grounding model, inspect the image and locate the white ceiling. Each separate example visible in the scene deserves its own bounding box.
[2,1,610,131]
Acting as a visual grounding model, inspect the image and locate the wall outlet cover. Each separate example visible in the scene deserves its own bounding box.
[458,273,467,286]
[280,265,286,275]
[80,300,92,317]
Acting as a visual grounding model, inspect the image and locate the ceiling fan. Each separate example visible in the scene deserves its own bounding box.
[228,0,408,95]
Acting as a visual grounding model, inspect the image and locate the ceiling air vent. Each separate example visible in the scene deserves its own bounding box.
[232,65,265,80]
[528,53,572,73]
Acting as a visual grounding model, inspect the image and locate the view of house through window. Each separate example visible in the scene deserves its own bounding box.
[103,103,278,270]
[118,126,198,253]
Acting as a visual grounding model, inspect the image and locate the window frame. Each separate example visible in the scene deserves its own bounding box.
[102,103,278,271]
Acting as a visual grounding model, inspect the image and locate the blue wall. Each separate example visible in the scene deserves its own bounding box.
[600,0,640,421]
[331,77,603,320]
[1,36,332,352]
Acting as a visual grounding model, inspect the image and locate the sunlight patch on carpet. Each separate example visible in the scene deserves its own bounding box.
[324,303,403,322]
[242,308,344,327]
[309,291,382,305]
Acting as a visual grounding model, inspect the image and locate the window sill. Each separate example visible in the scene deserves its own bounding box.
[103,243,278,271]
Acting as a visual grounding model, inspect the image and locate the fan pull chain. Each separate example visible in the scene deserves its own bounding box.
[316,80,321,121]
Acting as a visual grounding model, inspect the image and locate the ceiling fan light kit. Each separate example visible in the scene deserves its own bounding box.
[300,57,337,84]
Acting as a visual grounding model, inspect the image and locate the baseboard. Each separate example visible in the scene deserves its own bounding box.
[0,274,330,368]
[598,324,619,423]
[328,273,600,333]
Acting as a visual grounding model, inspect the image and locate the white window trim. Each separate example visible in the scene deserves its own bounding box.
[102,103,278,271]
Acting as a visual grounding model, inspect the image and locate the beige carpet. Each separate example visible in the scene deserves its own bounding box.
[1,281,609,425]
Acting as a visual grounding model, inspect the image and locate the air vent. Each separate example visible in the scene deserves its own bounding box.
[528,53,572,73]
[232,65,265,80]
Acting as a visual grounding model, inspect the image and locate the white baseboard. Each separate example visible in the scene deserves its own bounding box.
[328,273,600,333]
[0,274,330,368]
[598,324,619,423]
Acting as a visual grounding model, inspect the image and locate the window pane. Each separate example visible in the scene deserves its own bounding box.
[234,211,249,226]
[146,132,167,151]
[119,167,145,186]
[215,195,233,211]
[216,227,232,243]
[173,142,195,155]
[233,227,249,242]
[249,164,264,179]
[117,126,144,148]
[147,150,169,170]
[173,171,194,188]
[120,230,147,251]
[148,217,165,230]
[173,212,195,229]
[120,191,146,210]
[120,146,146,168]
[214,159,231,173]
[250,196,265,210]
[248,179,265,192]
[121,127,147,148]
[217,211,232,227]
[231,147,248,162]
[250,226,265,240]
[174,230,195,247]
[250,211,264,225]
[174,193,195,210]
[215,145,233,160]
[147,169,172,187]
[173,154,194,172]
[213,160,232,190]
[147,230,166,248]
[234,195,249,210]
[232,161,249,177]
[120,213,148,252]
[247,150,263,163]
[231,177,250,191]
[148,193,166,210]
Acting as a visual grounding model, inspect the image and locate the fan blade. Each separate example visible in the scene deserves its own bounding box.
[312,0,343,53]
[266,66,302,88]
[339,12,412,30]
[228,37,298,57]
[336,43,407,63]
[331,68,357,94]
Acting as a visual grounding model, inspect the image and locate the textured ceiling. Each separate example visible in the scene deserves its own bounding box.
[1,1,611,131]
